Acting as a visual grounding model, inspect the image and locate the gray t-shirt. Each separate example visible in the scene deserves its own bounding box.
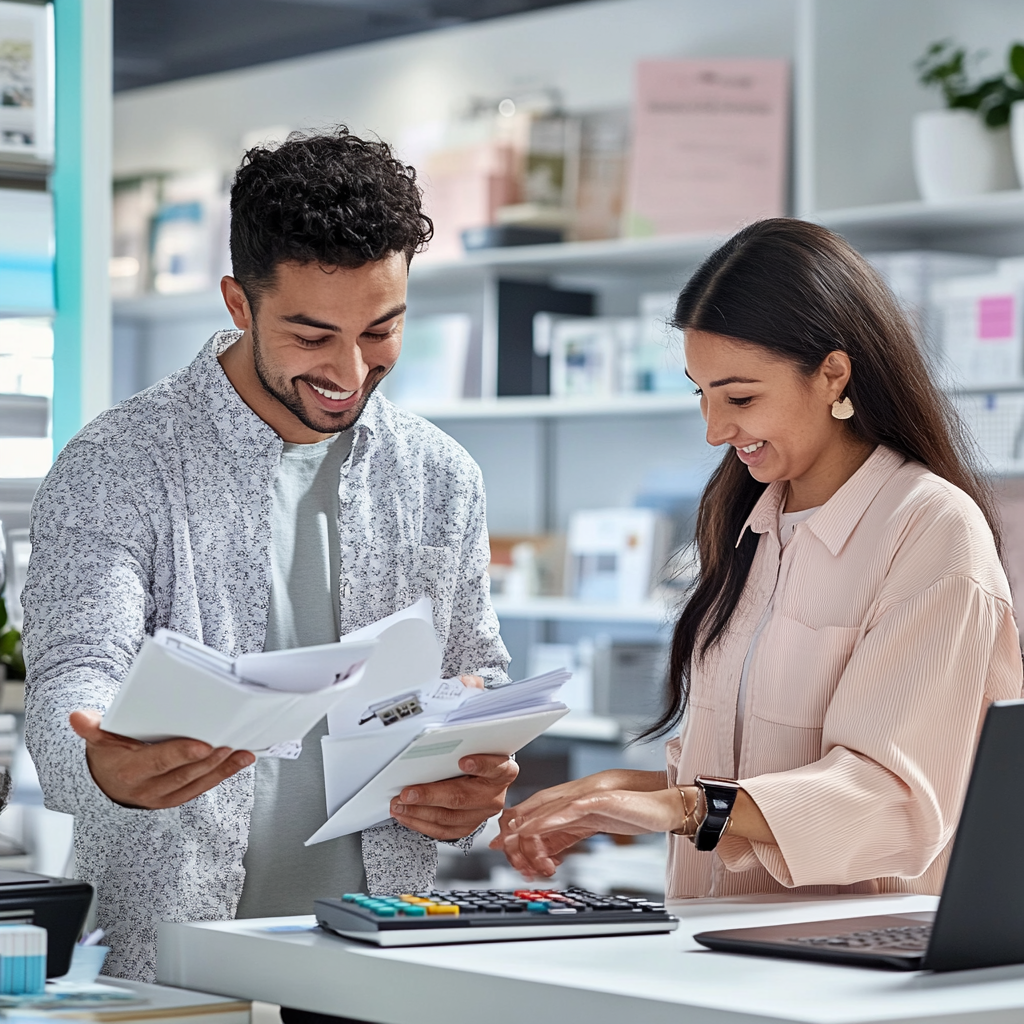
[235,429,365,918]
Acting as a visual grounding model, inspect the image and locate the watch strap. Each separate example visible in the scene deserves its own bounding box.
[693,776,740,852]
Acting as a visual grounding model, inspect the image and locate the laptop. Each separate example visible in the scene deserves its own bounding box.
[694,699,1024,971]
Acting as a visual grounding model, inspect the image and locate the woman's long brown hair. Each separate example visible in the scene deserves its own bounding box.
[640,218,1000,741]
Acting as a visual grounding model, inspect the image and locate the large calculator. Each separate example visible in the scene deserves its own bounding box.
[315,887,678,946]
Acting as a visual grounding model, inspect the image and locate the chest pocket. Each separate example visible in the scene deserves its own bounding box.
[351,543,458,648]
[749,615,861,728]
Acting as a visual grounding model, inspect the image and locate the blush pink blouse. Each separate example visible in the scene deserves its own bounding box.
[665,445,1023,898]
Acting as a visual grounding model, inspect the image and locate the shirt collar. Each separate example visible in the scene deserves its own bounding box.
[187,329,380,453]
[735,445,906,556]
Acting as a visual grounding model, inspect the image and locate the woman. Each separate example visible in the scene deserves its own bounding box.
[492,218,1023,898]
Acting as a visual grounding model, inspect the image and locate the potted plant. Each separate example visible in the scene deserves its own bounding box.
[1007,45,1024,194]
[913,40,1022,202]
[0,593,24,684]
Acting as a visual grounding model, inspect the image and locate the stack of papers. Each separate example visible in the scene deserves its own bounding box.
[101,597,571,840]
[102,631,377,754]
[311,599,569,842]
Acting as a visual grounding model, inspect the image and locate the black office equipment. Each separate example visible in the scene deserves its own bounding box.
[496,280,593,396]
[316,887,677,947]
[0,870,93,977]
[694,699,1024,971]
[461,225,564,250]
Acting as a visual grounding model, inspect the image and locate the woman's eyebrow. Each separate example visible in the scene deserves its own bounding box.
[684,369,762,388]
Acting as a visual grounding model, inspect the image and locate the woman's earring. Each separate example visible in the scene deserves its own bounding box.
[831,396,855,420]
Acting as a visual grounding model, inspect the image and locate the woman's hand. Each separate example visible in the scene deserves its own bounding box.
[490,769,670,879]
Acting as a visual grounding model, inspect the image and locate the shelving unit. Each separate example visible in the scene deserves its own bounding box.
[491,596,670,625]
[105,0,1024,740]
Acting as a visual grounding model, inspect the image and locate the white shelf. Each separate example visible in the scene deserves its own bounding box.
[817,192,1024,240]
[545,713,622,742]
[405,392,699,421]
[409,231,726,281]
[113,289,226,322]
[491,596,670,625]
[110,195,1024,325]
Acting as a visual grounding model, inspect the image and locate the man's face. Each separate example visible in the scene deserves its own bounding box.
[230,255,408,437]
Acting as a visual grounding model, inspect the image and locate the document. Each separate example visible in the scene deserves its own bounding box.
[307,597,571,842]
[101,597,572,824]
[101,630,378,755]
[309,671,570,843]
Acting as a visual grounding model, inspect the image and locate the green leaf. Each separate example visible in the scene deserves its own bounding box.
[1011,42,1024,83]
[0,631,20,659]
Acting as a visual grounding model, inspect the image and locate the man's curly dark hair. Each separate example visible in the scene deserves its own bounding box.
[229,125,433,305]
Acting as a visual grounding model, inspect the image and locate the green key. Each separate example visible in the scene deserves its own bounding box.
[402,905,427,917]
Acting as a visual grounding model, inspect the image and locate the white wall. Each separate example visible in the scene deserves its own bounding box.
[113,0,797,177]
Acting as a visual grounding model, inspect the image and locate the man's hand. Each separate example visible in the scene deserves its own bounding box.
[389,753,519,841]
[387,673,518,841]
[70,710,255,810]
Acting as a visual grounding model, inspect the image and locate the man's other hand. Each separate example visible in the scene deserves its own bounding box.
[388,671,516,841]
[70,710,255,810]
[389,753,519,841]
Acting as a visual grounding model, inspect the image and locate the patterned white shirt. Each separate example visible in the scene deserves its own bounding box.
[22,331,509,981]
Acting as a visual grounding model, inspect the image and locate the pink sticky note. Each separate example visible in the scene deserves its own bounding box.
[978,295,1015,341]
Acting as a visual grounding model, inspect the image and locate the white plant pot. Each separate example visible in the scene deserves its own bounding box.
[1010,101,1024,193]
[912,109,1018,202]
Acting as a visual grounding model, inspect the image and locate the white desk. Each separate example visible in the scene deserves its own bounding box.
[157,894,1024,1024]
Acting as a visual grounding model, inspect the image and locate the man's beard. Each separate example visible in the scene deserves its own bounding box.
[251,319,385,434]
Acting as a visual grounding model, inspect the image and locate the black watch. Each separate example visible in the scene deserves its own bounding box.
[693,776,740,852]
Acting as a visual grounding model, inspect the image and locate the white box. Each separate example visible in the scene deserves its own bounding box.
[566,508,671,606]
[865,251,996,367]
[549,318,636,398]
[931,274,1024,387]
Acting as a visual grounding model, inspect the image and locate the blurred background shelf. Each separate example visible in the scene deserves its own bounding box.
[407,392,701,421]
[545,713,622,742]
[492,596,670,624]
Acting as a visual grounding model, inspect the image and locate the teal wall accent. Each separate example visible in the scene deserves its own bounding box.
[51,0,83,453]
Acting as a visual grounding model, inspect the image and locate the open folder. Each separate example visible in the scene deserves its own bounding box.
[101,630,378,754]
[102,598,570,834]
[307,598,570,843]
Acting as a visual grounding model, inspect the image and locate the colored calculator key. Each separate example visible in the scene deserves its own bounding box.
[316,887,678,947]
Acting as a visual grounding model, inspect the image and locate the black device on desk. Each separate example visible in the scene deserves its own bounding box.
[316,887,678,947]
[0,870,92,977]
[694,699,1024,972]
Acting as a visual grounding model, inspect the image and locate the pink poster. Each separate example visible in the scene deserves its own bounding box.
[624,59,790,237]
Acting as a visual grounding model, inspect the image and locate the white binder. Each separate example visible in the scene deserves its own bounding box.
[307,705,569,842]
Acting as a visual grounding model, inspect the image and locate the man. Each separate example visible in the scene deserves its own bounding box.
[22,127,516,984]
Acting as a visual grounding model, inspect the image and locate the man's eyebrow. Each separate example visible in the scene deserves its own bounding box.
[281,314,340,331]
[367,304,406,328]
[279,304,406,333]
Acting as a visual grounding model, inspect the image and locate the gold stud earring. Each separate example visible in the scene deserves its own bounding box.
[831,397,854,420]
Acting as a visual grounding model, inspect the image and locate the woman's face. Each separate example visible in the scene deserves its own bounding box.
[684,330,852,488]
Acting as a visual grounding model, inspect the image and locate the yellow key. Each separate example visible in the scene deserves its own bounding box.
[426,904,459,915]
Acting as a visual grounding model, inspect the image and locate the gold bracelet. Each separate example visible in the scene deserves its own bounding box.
[670,786,704,836]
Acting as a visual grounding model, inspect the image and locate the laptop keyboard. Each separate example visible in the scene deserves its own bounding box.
[786,923,932,953]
